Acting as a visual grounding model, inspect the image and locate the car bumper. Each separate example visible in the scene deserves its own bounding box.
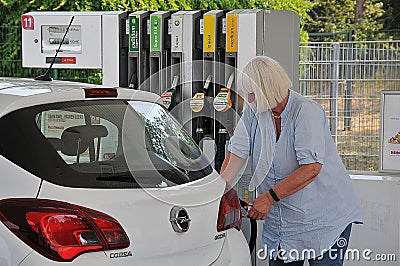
[210,229,252,266]
[17,228,251,266]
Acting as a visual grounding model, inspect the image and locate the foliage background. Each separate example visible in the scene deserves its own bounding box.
[3,0,397,40]
[1,0,399,41]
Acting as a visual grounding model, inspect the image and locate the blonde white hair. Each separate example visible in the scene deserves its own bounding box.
[239,56,292,113]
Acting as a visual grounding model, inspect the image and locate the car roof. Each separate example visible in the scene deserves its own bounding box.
[0,77,161,117]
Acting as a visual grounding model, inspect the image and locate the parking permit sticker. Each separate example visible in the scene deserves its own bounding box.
[190,93,205,112]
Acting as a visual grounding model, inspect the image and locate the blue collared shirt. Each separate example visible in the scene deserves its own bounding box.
[228,90,363,262]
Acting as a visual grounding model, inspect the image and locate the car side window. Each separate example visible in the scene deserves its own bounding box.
[36,110,119,164]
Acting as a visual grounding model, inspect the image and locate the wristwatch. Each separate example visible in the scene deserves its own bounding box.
[269,188,280,202]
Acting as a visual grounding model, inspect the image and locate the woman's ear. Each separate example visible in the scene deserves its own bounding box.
[248,93,255,103]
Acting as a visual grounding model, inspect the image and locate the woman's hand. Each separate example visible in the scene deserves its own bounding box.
[247,192,274,220]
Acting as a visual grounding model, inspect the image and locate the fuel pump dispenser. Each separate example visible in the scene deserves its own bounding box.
[222,9,299,264]
[213,10,242,173]
[263,10,300,92]
[149,11,172,95]
[199,10,226,166]
[128,11,150,90]
[169,11,203,131]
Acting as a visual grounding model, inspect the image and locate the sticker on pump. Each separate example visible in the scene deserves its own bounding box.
[190,93,205,112]
[21,15,34,30]
[150,15,161,52]
[226,14,238,53]
[45,57,76,64]
[129,16,140,52]
[171,15,183,53]
[213,88,232,112]
[203,15,215,53]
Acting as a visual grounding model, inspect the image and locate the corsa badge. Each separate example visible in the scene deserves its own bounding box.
[214,232,226,240]
[109,251,133,258]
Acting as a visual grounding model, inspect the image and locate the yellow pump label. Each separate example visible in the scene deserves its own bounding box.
[226,14,238,53]
[203,15,215,53]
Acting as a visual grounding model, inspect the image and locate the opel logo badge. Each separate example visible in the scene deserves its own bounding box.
[170,206,191,233]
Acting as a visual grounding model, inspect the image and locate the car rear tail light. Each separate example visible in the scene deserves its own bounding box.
[0,198,129,262]
[217,188,242,232]
[84,88,118,98]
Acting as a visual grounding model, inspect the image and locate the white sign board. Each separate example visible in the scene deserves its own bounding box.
[380,91,400,172]
[41,25,82,54]
[22,12,103,69]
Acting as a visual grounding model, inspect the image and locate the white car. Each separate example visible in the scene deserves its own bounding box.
[0,77,250,265]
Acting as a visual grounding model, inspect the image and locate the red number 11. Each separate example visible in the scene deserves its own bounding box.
[22,15,34,30]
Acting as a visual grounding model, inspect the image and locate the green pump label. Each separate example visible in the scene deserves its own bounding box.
[129,16,139,52]
[150,15,161,52]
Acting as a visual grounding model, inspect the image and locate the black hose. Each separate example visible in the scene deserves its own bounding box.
[239,199,257,253]
[215,126,226,173]
[195,116,204,145]
[249,217,257,253]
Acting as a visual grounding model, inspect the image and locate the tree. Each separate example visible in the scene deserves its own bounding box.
[381,0,400,31]
[307,0,386,41]
[355,0,367,25]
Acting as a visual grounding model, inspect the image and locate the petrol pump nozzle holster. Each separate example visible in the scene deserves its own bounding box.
[190,75,211,113]
[161,88,177,110]
[190,90,205,113]
[161,76,179,111]
[213,73,234,112]
[213,87,232,112]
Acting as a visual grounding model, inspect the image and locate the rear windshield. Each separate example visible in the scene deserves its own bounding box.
[0,100,212,188]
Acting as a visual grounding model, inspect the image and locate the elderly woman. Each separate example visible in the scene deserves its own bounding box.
[220,56,362,265]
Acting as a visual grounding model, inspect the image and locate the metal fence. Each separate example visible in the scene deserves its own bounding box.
[299,41,400,171]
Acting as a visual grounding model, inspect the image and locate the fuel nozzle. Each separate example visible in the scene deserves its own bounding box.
[214,73,234,172]
[161,76,179,111]
[213,73,234,112]
[191,75,212,144]
[190,75,212,113]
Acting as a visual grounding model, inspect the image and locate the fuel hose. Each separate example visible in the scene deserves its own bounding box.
[239,199,257,254]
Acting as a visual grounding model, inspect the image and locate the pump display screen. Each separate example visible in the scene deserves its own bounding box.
[41,25,82,54]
